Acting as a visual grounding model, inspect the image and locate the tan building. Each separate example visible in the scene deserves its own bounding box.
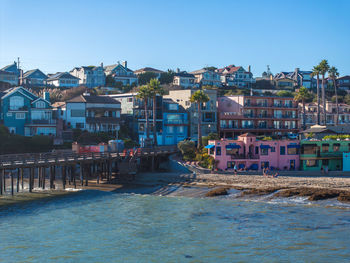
[301,102,350,128]
[164,89,217,140]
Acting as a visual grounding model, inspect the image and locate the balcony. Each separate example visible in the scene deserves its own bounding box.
[8,106,28,111]
[164,119,189,125]
[86,117,120,124]
[26,119,57,125]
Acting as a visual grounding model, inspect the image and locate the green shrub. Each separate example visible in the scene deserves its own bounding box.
[178,140,196,161]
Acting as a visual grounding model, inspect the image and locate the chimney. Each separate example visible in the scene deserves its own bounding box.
[176,68,180,73]
[101,62,103,68]
[43,92,50,102]
[248,65,251,73]
[122,61,127,69]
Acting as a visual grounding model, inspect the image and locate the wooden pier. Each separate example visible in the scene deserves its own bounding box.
[0,146,178,195]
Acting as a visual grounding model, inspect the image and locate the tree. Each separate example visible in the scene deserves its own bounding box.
[276,90,294,97]
[177,140,196,161]
[204,66,217,71]
[312,65,321,125]
[318,60,330,125]
[137,85,152,143]
[148,78,165,146]
[159,69,175,84]
[138,72,158,85]
[328,66,340,125]
[190,90,210,149]
[294,86,311,130]
[202,132,220,146]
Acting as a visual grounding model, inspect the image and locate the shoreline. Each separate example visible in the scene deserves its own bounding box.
[1,170,350,207]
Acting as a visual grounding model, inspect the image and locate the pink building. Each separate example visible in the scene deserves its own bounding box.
[206,133,300,171]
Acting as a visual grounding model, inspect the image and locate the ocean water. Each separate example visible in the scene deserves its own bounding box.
[0,190,350,263]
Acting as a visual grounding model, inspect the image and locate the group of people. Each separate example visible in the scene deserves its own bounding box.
[262,167,279,178]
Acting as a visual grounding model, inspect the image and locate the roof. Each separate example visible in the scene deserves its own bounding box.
[67,94,121,104]
[0,70,16,75]
[52,102,66,108]
[218,65,244,75]
[47,72,79,81]
[338,75,350,80]
[239,132,255,137]
[1,62,17,72]
[23,69,48,79]
[189,69,207,75]
[174,71,195,78]
[134,67,164,74]
[104,63,133,73]
[299,124,350,134]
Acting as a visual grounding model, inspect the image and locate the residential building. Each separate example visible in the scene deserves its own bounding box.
[160,98,189,145]
[218,95,299,138]
[134,67,164,78]
[217,65,255,88]
[172,71,196,89]
[274,68,315,89]
[1,62,20,78]
[0,86,56,136]
[0,70,18,86]
[300,124,350,140]
[165,89,217,140]
[337,76,350,92]
[300,139,350,171]
[109,93,163,145]
[207,133,299,171]
[61,94,121,133]
[46,72,80,87]
[21,69,48,87]
[70,65,105,88]
[301,101,350,128]
[189,69,221,87]
[104,61,138,86]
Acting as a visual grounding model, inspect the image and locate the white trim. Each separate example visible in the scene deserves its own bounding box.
[31,97,50,105]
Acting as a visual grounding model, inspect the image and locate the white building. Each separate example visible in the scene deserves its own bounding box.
[189,68,222,87]
[217,65,255,88]
[172,71,196,89]
[70,65,105,88]
[46,72,80,87]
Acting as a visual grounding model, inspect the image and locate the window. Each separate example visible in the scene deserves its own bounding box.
[178,126,184,133]
[301,144,317,154]
[227,161,234,168]
[16,113,25,119]
[333,143,340,152]
[185,101,190,106]
[261,148,268,155]
[127,98,133,103]
[306,160,318,167]
[322,144,329,153]
[280,146,285,155]
[71,109,85,117]
[36,101,46,108]
[139,123,145,131]
[287,147,298,155]
[255,146,259,154]
[9,96,24,110]
[271,147,275,152]
[76,123,84,129]
[216,146,221,155]
[168,104,178,110]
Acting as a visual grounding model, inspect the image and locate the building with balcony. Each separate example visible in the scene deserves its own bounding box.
[60,94,121,133]
[207,133,299,171]
[336,76,350,92]
[218,95,299,138]
[189,68,221,87]
[172,71,196,89]
[164,89,217,141]
[0,86,56,136]
[274,68,315,89]
[70,64,105,88]
[104,61,138,86]
[217,65,255,88]
[21,69,48,87]
[300,139,350,171]
[301,102,350,128]
[0,70,18,86]
[46,72,80,87]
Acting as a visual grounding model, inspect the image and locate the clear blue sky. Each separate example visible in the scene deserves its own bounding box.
[1,0,349,76]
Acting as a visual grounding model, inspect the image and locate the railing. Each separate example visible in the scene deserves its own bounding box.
[27,119,57,125]
[164,119,189,125]
[8,106,28,111]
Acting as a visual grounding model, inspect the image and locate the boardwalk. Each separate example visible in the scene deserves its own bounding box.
[0,146,178,195]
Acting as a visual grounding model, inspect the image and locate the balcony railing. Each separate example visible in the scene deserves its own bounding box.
[164,119,189,125]
[27,119,57,125]
[8,106,28,111]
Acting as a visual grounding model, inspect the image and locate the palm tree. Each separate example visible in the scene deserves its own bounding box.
[137,85,152,145]
[190,90,210,149]
[294,86,311,130]
[318,59,330,125]
[148,78,165,146]
[328,66,340,125]
[312,65,321,125]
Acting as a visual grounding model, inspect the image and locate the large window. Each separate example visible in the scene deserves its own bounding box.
[333,143,340,152]
[322,144,329,153]
[261,148,268,155]
[216,146,221,156]
[16,113,25,119]
[9,96,24,110]
[280,146,285,155]
[287,147,299,155]
[71,109,85,117]
[36,101,46,108]
[301,144,317,154]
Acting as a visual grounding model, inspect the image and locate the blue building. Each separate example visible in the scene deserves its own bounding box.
[0,86,56,136]
[22,69,48,87]
[160,99,189,145]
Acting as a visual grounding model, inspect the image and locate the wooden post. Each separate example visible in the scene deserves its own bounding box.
[20,168,24,191]
[73,166,76,189]
[62,166,66,190]
[0,169,3,195]
[38,167,42,188]
[11,172,14,196]
[49,166,53,189]
[42,167,46,190]
[84,164,89,186]
[3,169,6,193]
[29,168,33,192]
[97,163,100,184]
[16,168,20,192]
[80,163,84,186]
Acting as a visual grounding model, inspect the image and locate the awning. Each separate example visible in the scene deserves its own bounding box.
[205,145,215,149]
[287,144,300,149]
[226,144,241,149]
[260,145,271,149]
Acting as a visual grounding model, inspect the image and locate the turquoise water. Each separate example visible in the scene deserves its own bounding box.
[1,191,350,262]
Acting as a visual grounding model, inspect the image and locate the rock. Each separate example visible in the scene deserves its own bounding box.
[205,187,229,197]
[337,192,350,202]
[241,187,279,196]
[308,190,340,201]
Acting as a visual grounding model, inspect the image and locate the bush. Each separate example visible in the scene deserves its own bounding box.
[178,140,196,161]
[123,138,139,148]
[202,132,219,146]
[262,136,273,141]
